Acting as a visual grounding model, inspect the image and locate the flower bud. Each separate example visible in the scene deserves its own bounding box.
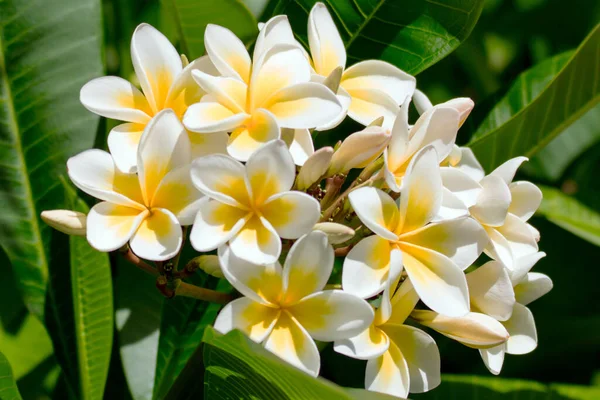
[296,146,334,190]
[413,89,433,115]
[328,126,391,174]
[41,209,86,236]
[313,222,355,244]
[188,255,223,278]
[411,310,509,349]
[439,97,474,127]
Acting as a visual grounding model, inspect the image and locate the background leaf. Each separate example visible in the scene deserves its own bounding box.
[262,0,485,75]
[44,184,114,400]
[0,350,23,400]
[0,0,103,317]
[468,23,600,171]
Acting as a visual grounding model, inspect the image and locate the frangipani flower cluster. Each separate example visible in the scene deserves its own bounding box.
[42,2,552,398]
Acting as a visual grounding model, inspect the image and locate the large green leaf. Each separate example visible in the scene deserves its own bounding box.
[161,0,258,58]
[0,0,103,317]
[44,187,113,400]
[413,374,600,399]
[203,327,396,399]
[263,0,485,75]
[535,185,600,247]
[468,24,600,171]
[0,350,22,400]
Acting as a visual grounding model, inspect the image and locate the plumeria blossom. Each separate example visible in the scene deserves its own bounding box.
[183,20,342,163]
[67,110,202,261]
[478,254,553,374]
[214,232,374,376]
[343,146,488,317]
[442,156,542,270]
[80,23,227,172]
[335,279,441,398]
[189,140,320,264]
[307,2,416,129]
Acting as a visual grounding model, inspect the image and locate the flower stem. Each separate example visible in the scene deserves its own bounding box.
[120,246,158,276]
[174,281,235,304]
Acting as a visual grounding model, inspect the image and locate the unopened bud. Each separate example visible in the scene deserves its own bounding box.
[313,222,355,244]
[41,210,86,236]
[439,98,474,127]
[411,310,509,349]
[296,147,334,190]
[188,255,223,278]
[328,126,391,174]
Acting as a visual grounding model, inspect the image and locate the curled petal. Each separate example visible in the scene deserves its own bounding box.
[334,325,390,360]
[87,203,147,252]
[344,88,399,128]
[296,147,334,190]
[107,123,145,174]
[227,109,280,162]
[489,156,528,185]
[246,139,296,204]
[508,181,542,221]
[262,192,320,240]
[229,215,282,265]
[342,235,393,299]
[342,60,415,105]
[470,175,512,227]
[189,198,250,252]
[204,24,251,82]
[129,208,183,261]
[480,344,506,375]
[514,272,553,306]
[348,187,399,241]
[504,303,537,355]
[214,297,280,342]
[365,341,410,398]
[467,261,515,321]
[307,3,346,76]
[183,101,249,133]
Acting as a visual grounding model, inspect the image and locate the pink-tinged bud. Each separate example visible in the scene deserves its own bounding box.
[313,222,355,244]
[296,147,334,190]
[440,98,474,127]
[328,126,391,174]
[41,209,86,236]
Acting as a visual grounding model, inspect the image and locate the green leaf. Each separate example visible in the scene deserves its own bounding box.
[468,23,600,171]
[0,350,23,400]
[116,260,162,400]
[263,0,485,75]
[535,185,600,247]
[413,374,600,399]
[161,0,258,58]
[44,184,114,400]
[203,327,396,399]
[0,0,103,317]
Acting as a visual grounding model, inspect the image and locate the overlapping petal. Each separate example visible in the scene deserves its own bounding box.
[348,187,399,241]
[87,202,147,252]
[343,235,394,299]
[129,208,183,261]
[204,24,251,82]
[214,297,280,342]
[307,2,346,77]
[262,192,320,240]
[189,198,250,252]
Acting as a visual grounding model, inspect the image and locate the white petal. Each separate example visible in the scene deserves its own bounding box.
[280,231,333,304]
[344,88,399,128]
[399,217,487,270]
[342,60,415,105]
[129,208,182,261]
[307,2,346,76]
[191,70,247,113]
[190,154,251,208]
[504,303,537,355]
[131,23,182,113]
[67,149,144,208]
[457,147,485,181]
[137,110,191,204]
[296,146,334,190]
[514,272,553,306]
[263,311,321,377]
[214,297,279,342]
[385,279,420,326]
[480,344,506,375]
[365,341,410,398]
[348,187,399,241]
[509,181,542,221]
[334,325,390,360]
[229,215,282,265]
[329,126,391,173]
[400,243,470,317]
[189,198,250,252]
[227,108,280,162]
[183,101,248,133]
[439,97,474,127]
[290,290,374,341]
[108,123,144,173]
[399,146,443,233]
[470,175,511,227]
[246,139,295,204]
[484,226,515,271]
[204,24,251,82]
[434,188,470,221]
[189,131,229,159]
[375,249,404,325]
[342,235,393,299]
[253,16,298,61]
[217,243,283,305]
[405,106,459,164]
[87,203,147,252]
[262,192,320,240]
[263,82,342,129]
[315,85,351,131]
[80,76,151,123]
[385,101,411,181]
[510,251,546,285]
[496,214,539,259]
[382,325,441,394]
[440,167,482,208]
[151,165,203,225]
[165,55,218,116]
[412,89,433,114]
[489,156,528,185]
[288,128,314,166]
[467,261,515,321]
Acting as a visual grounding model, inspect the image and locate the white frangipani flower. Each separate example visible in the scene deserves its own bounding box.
[183,20,341,163]
[478,254,552,375]
[442,157,542,270]
[343,146,488,317]
[189,140,320,264]
[80,23,227,173]
[307,2,416,129]
[67,110,202,261]
[214,231,374,376]
[335,279,441,398]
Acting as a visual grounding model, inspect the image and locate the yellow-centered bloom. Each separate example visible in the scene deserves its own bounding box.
[67,110,202,261]
[189,140,320,264]
[214,232,374,376]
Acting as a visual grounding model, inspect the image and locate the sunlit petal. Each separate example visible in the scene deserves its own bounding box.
[307,3,346,76]
[344,88,399,128]
[365,341,410,398]
[508,181,542,221]
[262,192,320,240]
[246,139,295,204]
[151,164,203,225]
[87,202,147,252]
[466,261,515,321]
[129,208,182,261]
[480,344,506,375]
[469,175,511,227]
[504,303,537,355]
[190,154,251,208]
[204,24,251,82]
[514,272,553,306]
[189,198,250,252]
[342,235,393,299]
[107,123,145,173]
[229,215,281,265]
[334,325,390,360]
[214,297,280,342]
[489,156,528,184]
[228,109,280,162]
[348,187,399,241]
[183,101,249,133]
[342,60,415,105]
